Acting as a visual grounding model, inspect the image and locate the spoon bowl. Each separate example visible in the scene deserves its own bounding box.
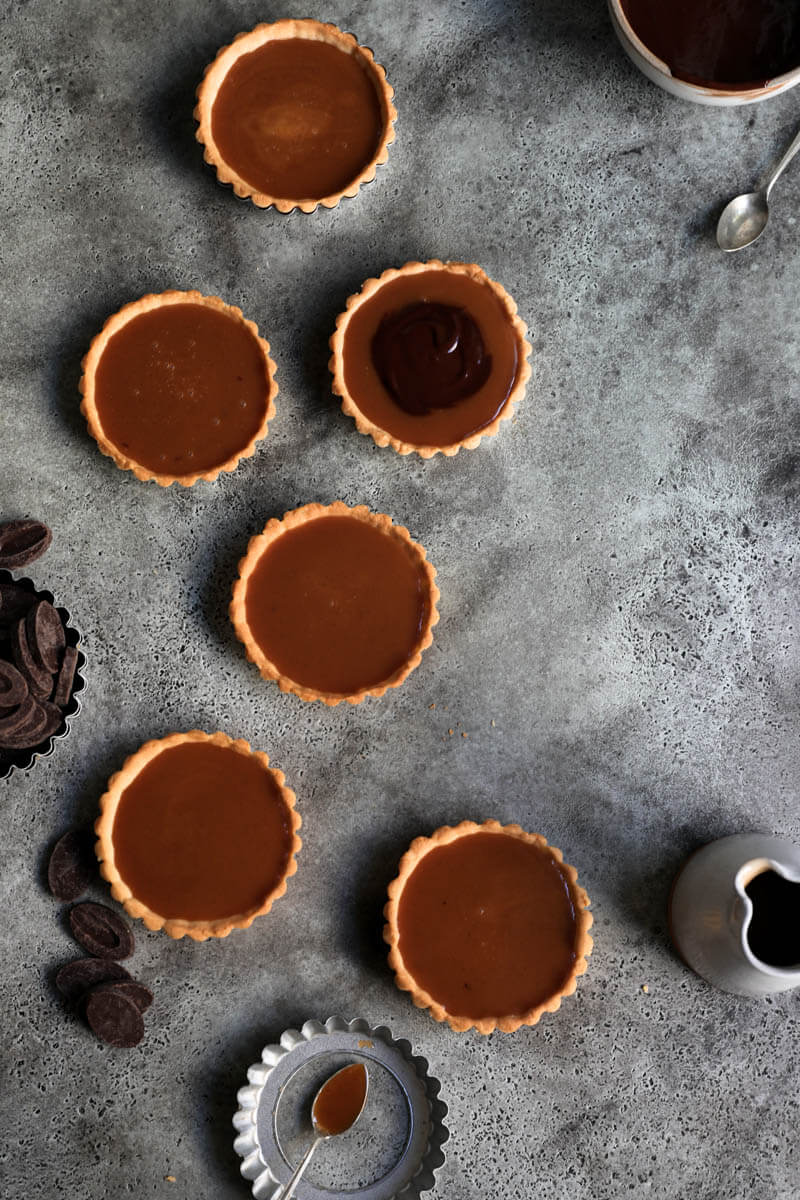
[311,1061,369,1138]
[716,120,800,252]
[717,191,770,252]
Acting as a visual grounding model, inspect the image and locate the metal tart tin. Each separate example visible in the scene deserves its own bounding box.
[233,1015,449,1199]
[0,569,86,781]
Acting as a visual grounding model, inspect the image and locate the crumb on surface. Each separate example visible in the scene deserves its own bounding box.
[491,719,496,727]
[165,1177,176,1184]
[429,702,435,708]
[641,984,649,994]
[448,728,454,736]
[462,732,468,738]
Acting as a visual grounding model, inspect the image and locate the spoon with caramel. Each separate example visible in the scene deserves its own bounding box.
[276,1062,369,1199]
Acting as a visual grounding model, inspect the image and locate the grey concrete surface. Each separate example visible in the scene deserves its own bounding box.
[2,0,799,1196]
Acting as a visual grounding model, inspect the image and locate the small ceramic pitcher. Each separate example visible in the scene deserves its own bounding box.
[669,833,800,997]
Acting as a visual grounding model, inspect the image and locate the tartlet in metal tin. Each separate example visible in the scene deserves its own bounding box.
[195,19,396,213]
[384,820,593,1034]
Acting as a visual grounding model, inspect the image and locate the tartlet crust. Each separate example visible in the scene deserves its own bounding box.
[80,290,278,487]
[194,18,397,213]
[94,730,302,942]
[230,501,440,706]
[329,260,532,457]
[384,820,593,1034]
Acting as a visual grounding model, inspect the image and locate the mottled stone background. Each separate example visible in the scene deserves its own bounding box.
[2,1,799,1197]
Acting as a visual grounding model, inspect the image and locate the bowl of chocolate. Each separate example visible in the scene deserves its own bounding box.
[609,0,800,105]
[0,521,86,780]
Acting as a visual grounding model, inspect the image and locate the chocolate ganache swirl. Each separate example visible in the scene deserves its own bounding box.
[371,301,492,415]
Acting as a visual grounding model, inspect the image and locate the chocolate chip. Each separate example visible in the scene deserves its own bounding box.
[69,901,134,959]
[0,520,52,570]
[84,987,144,1048]
[48,830,97,901]
[0,583,37,630]
[55,957,132,1004]
[10,617,53,699]
[53,645,79,708]
[0,661,28,710]
[85,979,153,1014]
[0,695,49,749]
[26,600,65,673]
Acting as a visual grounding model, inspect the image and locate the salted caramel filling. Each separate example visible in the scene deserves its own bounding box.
[312,1063,368,1137]
[343,271,519,447]
[111,743,293,921]
[397,833,579,1020]
[210,37,384,200]
[245,515,430,695]
[94,303,269,474]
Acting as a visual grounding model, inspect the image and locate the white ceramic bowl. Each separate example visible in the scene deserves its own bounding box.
[608,0,800,106]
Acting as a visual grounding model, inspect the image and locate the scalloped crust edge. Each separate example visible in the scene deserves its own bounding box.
[79,290,278,487]
[383,819,593,1033]
[329,260,532,457]
[94,729,302,941]
[194,19,397,213]
[230,501,440,706]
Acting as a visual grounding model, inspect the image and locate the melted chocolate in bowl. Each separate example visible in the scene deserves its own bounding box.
[312,1063,368,1137]
[621,0,800,89]
[211,37,383,200]
[244,515,431,695]
[112,742,294,922]
[397,832,579,1021]
[94,303,269,475]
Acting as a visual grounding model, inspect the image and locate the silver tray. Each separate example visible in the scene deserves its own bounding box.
[233,1016,449,1199]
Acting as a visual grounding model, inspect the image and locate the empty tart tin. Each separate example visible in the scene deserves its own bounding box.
[0,569,86,781]
[233,1016,449,1199]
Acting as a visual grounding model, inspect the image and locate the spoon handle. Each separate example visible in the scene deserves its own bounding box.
[765,123,800,201]
[272,1136,322,1200]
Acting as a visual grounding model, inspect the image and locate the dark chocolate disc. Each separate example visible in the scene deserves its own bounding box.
[0,694,37,737]
[0,696,49,749]
[0,520,52,570]
[26,600,66,673]
[37,700,65,742]
[0,661,28,710]
[84,987,144,1048]
[69,901,135,960]
[55,957,132,1004]
[47,830,98,901]
[53,645,79,708]
[85,979,153,1014]
[10,617,53,699]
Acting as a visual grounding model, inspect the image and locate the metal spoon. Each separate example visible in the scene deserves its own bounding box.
[717,123,800,252]
[274,1062,369,1200]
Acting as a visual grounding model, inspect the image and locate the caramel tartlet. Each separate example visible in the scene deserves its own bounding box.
[330,260,531,457]
[80,291,277,487]
[384,821,593,1033]
[95,731,301,941]
[230,502,439,705]
[195,19,396,212]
